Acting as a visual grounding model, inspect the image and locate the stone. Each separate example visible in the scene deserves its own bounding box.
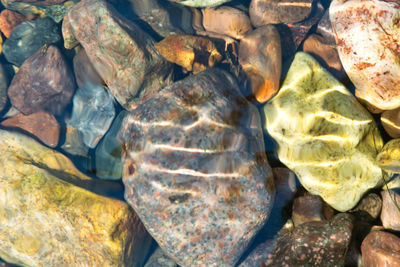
[330,0,400,110]
[292,193,333,227]
[263,52,384,212]
[73,47,103,88]
[239,25,281,103]
[95,110,128,180]
[119,68,275,266]
[0,63,8,113]
[201,6,252,39]
[144,247,178,267]
[381,190,400,231]
[0,129,152,266]
[238,240,277,267]
[63,0,173,111]
[361,231,400,266]
[352,193,382,220]
[377,139,400,173]
[1,111,60,147]
[316,9,336,45]
[3,18,61,66]
[155,34,222,74]
[261,213,353,266]
[61,125,89,157]
[381,108,400,138]
[249,0,313,27]
[7,45,75,115]
[0,10,27,38]
[4,0,67,6]
[69,83,116,149]
[167,0,232,7]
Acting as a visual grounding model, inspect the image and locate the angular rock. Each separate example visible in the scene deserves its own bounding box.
[1,111,60,147]
[330,0,400,110]
[381,108,400,138]
[3,18,61,66]
[239,25,281,103]
[377,139,400,173]
[168,0,232,7]
[0,63,8,113]
[261,213,353,266]
[145,247,178,267]
[95,110,128,180]
[381,190,400,231]
[63,0,173,111]
[4,0,67,6]
[7,45,75,115]
[0,9,27,38]
[201,6,252,39]
[263,52,383,212]
[155,34,222,73]
[292,193,333,227]
[73,47,103,88]
[249,0,313,26]
[351,193,382,220]
[69,83,115,149]
[361,231,400,266]
[0,129,152,266]
[61,124,89,157]
[119,68,275,266]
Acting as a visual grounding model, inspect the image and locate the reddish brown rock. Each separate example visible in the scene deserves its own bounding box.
[7,45,75,115]
[292,193,334,227]
[381,108,400,138]
[351,192,382,220]
[3,0,67,6]
[361,231,400,266]
[381,190,400,231]
[0,10,27,38]
[73,47,103,88]
[1,111,60,147]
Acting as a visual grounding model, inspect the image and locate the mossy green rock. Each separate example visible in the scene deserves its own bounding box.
[263,52,383,212]
[0,129,152,266]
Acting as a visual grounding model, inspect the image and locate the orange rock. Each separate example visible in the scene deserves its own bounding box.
[361,231,400,266]
[155,34,221,73]
[1,111,60,147]
[239,25,281,103]
[0,10,27,38]
[381,108,400,138]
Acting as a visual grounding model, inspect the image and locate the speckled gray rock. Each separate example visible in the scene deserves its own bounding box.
[119,68,275,267]
[3,18,60,66]
[69,83,115,149]
[145,247,177,267]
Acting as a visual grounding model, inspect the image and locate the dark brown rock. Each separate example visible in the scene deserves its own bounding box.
[292,193,333,227]
[73,47,103,88]
[0,64,8,113]
[361,231,400,266]
[381,190,400,231]
[0,9,27,38]
[7,45,75,115]
[4,0,67,6]
[351,192,382,221]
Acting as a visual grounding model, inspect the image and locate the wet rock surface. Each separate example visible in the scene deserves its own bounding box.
[361,231,400,266]
[0,9,27,38]
[292,193,333,227]
[381,108,400,138]
[0,63,8,113]
[144,247,178,267]
[377,138,400,173]
[380,190,400,231]
[73,48,103,88]
[168,0,232,7]
[119,68,274,266]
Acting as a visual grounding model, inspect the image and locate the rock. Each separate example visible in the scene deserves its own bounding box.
[61,125,89,157]
[261,213,353,266]
[316,9,336,45]
[4,0,67,6]
[144,247,178,267]
[381,190,400,231]
[3,18,61,66]
[73,47,103,88]
[0,129,152,266]
[69,83,115,149]
[155,34,221,73]
[0,63,8,113]
[249,0,313,27]
[167,0,232,7]
[239,239,277,267]
[1,111,60,147]
[352,193,382,220]
[63,0,173,111]
[7,45,75,115]
[0,10,27,38]
[119,68,275,266]
[201,6,252,39]
[95,110,128,180]
[239,25,281,103]
[361,231,400,266]
[330,0,400,110]
[292,193,333,227]
[377,139,400,173]
[381,108,400,138]
[263,52,383,212]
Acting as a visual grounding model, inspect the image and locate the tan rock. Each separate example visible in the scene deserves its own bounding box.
[381,108,400,138]
[380,190,400,231]
[377,139,400,173]
[0,129,152,266]
[0,10,27,38]
[263,52,383,212]
[361,231,400,266]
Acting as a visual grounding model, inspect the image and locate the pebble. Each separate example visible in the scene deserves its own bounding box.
[381,108,400,138]
[292,193,334,227]
[72,47,103,88]
[144,247,178,267]
[167,0,232,7]
[61,124,89,157]
[380,190,400,231]
[361,231,400,266]
[351,192,382,220]
[0,9,27,38]
[376,138,400,173]
[0,63,8,113]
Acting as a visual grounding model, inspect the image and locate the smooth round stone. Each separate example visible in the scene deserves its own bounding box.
[380,190,400,231]
[263,52,383,212]
[351,193,382,220]
[167,0,232,7]
[0,9,27,38]
[361,231,400,266]
[381,108,400,138]
[377,139,400,173]
[292,193,333,227]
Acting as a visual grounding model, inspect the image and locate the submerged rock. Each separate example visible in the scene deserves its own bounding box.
[381,190,400,231]
[168,0,232,7]
[5,0,66,6]
[63,0,173,111]
[292,193,333,227]
[330,0,400,110]
[361,231,400,266]
[381,108,400,138]
[73,47,103,88]
[0,63,8,113]
[0,9,27,38]
[377,139,400,173]
[61,124,89,157]
[0,129,152,266]
[119,68,274,266]
[264,52,383,212]
[144,247,178,267]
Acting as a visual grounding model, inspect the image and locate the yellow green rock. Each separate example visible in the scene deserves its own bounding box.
[263,52,383,212]
[377,139,400,174]
[0,129,151,266]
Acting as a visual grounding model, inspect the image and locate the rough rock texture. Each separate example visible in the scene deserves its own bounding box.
[330,0,400,110]
[361,231,400,266]
[380,190,400,231]
[263,52,383,212]
[239,25,281,103]
[351,193,382,220]
[7,45,75,115]
[4,0,66,6]
[3,18,60,66]
[0,9,27,38]
[63,0,173,111]
[377,139,400,173]
[249,0,313,26]
[238,239,277,267]
[381,108,400,138]
[73,47,103,88]
[119,68,275,266]
[261,213,353,266]
[155,34,221,73]
[292,193,333,227]
[0,129,152,266]
[69,83,115,149]
[1,111,60,147]
[168,0,231,7]
[144,247,178,267]
[0,63,8,113]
